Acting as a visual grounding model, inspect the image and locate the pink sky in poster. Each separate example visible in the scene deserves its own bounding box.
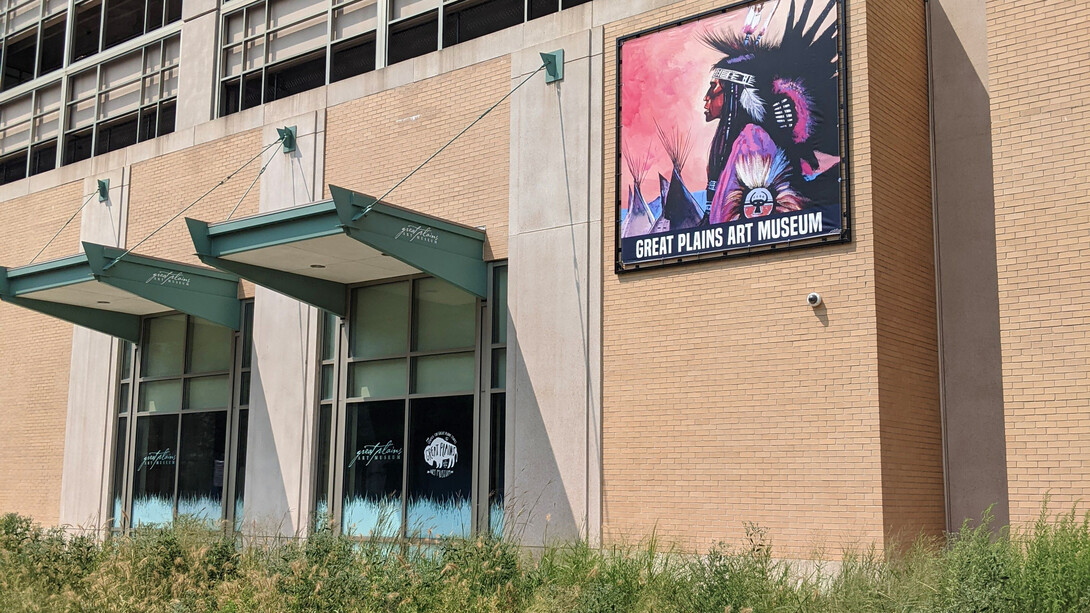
[619,4,794,210]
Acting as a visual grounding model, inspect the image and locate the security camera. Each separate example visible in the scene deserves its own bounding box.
[806,292,823,307]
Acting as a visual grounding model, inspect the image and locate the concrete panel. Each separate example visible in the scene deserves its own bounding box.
[244,287,320,536]
[176,13,219,132]
[510,33,593,234]
[508,224,593,544]
[261,111,325,210]
[507,31,601,544]
[585,31,603,546]
[182,0,217,21]
[57,169,129,533]
[929,0,1008,530]
[240,112,325,536]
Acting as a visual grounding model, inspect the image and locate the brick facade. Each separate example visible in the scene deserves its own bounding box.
[989,0,1090,524]
[324,58,511,261]
[0,181,84,524]
[600,0,942,556]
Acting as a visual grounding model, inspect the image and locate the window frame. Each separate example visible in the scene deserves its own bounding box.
[311,266,506,541]
[108,302,253,534]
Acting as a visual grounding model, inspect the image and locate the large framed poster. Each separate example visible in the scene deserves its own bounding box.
[616,0,850,271]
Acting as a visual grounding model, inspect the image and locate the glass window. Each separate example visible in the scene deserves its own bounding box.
[352,282,410,358]
[113,304,253,532]
[387,10,437,65]
[406,395,473,538]
[412,352,474,394]
[131,413,179,526]
[320,274,492,539]
[177,411,228,522]
[142,313,186,377]
[342,400,404,537]
[189,317,233,373]
[412,277,475,352]
[486,264,507,535]
[348,358,407,399]
[442,0,523,48]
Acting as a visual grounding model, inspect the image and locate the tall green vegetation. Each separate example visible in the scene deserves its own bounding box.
[1,508,1089,612]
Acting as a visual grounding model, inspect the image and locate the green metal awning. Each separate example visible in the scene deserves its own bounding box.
[185,185,488,317]
[0,242,242,342]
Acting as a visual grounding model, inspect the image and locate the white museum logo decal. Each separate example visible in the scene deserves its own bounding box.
[424,431,458,478]
[394,225,440,245]
[137,449,175,471]
[348,441,403,468]
[146,271,192,287]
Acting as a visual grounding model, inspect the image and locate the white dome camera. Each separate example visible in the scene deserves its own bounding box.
[806,292,823,307]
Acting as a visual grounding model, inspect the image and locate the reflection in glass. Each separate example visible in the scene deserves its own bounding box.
[491,348,506,390]
[233,408,248,531]
[412,352,474,395]
[188,317,232,373]
[177,411,227,524]
[489,393,505,536]
[321,311,337,361]
[407,395,473,538]
[342,400,404,537]
[348,358,406,399]
[313,403,332,520]
[321,364,334,401]
[131,414,178,526]
[121,341,133,379]
[186,375,230,411]
[492,265,507,345]
[142,314,185,377]
[412,277,475,351]
[239,371,251,406]
[112,416,127,528]
[118,382,130,414]
[139,379,182,413]
[351,282,408,358]
[241,301,255,369]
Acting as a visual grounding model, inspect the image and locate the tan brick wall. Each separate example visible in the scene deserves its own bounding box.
[600,0,941,556]
[867,0,945,541]
[989,1,1090,524]
[0,181,85,524]
[324,58,510,261]
[127,129,263,269]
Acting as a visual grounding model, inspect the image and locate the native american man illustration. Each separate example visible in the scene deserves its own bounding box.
[701,0,841,224]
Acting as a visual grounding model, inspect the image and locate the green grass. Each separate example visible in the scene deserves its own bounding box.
[2,508,1090,612]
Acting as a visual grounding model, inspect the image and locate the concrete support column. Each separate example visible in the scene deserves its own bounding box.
[241,112,325,536]
[929,0,1009,530]
[507,30,603,546]
[176,0,221,132]
[58,169,129,533]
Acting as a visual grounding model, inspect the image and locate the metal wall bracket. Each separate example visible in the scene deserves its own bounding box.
[97,179,109,202]
[540,49,564,84]
[277,126,297,153]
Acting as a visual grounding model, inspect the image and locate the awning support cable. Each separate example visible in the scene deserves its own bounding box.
[354,62,547,221]
[227,140,280,221]
[29,190,99,265]
[102,134,286,271]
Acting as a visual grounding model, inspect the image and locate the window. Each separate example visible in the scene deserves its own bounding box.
[387,8,436,65]
[64,34,178,163]
[70,0,181,63]
[485,264,506,535]
[0,0,68,92]
[216,0,594,117]
[0,82,60,182]
[312,268,507,539]
[109,305,253,531]
[442,0,523,48]
[220,0,379,116]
